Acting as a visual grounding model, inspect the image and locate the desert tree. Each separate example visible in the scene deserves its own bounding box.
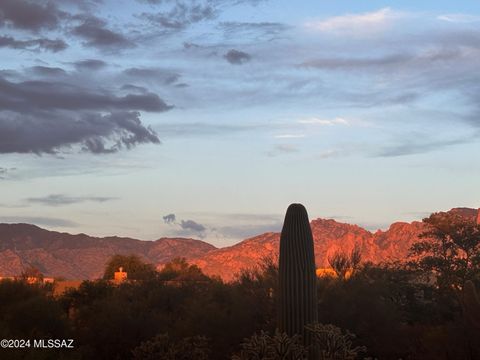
[409,211,480,291]
[328,245,362,280]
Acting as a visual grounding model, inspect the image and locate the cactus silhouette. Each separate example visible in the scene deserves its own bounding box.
[278,203,318,355]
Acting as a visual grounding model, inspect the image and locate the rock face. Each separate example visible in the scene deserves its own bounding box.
[193,209,480,281]
[0,224,216,279]
[191,219,427,281]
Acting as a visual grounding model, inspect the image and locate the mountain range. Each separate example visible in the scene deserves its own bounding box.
[1,207,478,281]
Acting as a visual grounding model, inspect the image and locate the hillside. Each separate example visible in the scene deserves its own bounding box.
[0,223,216,279]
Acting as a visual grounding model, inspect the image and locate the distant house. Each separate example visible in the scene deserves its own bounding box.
[113,267,127,283]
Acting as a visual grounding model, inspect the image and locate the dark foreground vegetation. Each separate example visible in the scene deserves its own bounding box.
[0,211,479,360]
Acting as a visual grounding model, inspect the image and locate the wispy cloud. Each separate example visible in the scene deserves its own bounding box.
[375,135,475,157]
[437,14,480,23]
[305,8,403,35]
[25,194,118,206]
[317,149,342,159]
[267,144,299,157]
[298,117,349,125]
[274,134,305,139]
[0,216,78,228]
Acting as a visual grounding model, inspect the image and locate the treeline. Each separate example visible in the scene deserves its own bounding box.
[0,211,479,359]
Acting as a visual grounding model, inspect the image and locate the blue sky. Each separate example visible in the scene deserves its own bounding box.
[1,0,479,246]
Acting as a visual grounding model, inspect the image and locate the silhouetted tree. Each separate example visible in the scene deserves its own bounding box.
[158,257,209,281]
[409,211,480,291]
[328,245,362,280]
[21,265,44,282]
[103,254,157,280]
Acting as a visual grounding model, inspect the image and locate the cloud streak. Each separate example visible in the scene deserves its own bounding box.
[0,36,67,52]
[0,216,78,228]
[25,194,118,206]
[305,8,402,34]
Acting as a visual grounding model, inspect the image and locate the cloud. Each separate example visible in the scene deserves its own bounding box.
[0,216,78,228]
[223,49,251,64]
[375,136,474,157]
[73,59,107,71]
[267,144,299,157]
[317,149,342,159]
[155,122,260,137]
[0,36,67,52]
[162,213,207,237]
[25,194,117,206]
[0,67,171,154]
[72,15,133,49]
[437,14,480,23]
[180,219,206,232]
[298,117,349,125]
[0,76,172,113]
[0,167,16,180]
[274,134,305,139]
[29,66,67,77]
[123,67,180,85]
[300,50,460,71]
[0,0,63,31]
[0,110,162,154]
[141,3,216,31]
[163,213,176,223]
[218,21,289,40]
[306,8,401,34]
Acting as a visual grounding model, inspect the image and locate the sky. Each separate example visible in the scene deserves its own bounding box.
[1,0,480,247]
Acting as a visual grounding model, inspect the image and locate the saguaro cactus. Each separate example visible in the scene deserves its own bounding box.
[278,203,318,351]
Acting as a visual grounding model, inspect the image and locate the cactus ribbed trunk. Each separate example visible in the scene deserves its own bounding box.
[278,203,318,354]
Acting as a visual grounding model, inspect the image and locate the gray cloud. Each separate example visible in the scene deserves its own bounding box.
[29,66,67,77]
[72,15,133,49]
[0,35,67,52]
[0,68,172,154]
[180,219,206,232]
[375,135,475,157]
[0,216,78,228]
[25,194,117,206]
[163,213,176,223]
[0,110,161,154]
[155,122,261,137]
[73,59,107,71]
[0,167,15,180]
[300,50,460,71]
[121,84,148,93]
[267,144,299,157]
[218,21,289,40]
[223,49,251,64]
[141,3,216,31]
[123,67,180,85]
[0,0,63,31]
[0,76,172,113]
